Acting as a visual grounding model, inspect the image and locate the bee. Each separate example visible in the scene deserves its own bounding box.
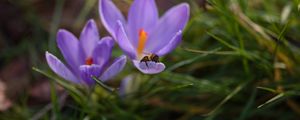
[149,54,159,63]
[140,54,160,67]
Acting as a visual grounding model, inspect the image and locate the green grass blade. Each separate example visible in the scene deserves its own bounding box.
[257,93,285,109]
[32,67,86,105]
[203,82,247,116]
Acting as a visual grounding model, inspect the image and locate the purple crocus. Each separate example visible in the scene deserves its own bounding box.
[99,0,190,74]
[45,19,126,85]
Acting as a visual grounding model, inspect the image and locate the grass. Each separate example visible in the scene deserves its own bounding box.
[1,0,300,119]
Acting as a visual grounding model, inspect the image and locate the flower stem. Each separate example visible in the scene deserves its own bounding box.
[92,76,117,93]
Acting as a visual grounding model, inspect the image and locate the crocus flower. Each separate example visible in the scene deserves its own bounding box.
[45,19,126,85]
[99,0,190,74]
[119,75,135,97]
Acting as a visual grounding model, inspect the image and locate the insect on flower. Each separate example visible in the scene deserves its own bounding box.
[45,19,127,86]
[140,53,160,67]
[99,0,190,74]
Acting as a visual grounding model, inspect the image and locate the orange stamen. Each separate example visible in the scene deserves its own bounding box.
[85,57,93,65]
[137,29,148,58]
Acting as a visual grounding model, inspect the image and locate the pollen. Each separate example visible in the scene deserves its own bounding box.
[85,57,93,65]
[137,29,148,59]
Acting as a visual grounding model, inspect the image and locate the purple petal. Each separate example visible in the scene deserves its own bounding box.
[119,75,133,97]
[116,21,136,59]
[99,0,126,38]
[146,3,190,53]
[57,29,83,74]
[45,52,80,83]
[127,0,158,47]
[156,30,182,56]
[92,36,114,68]
[79,65,103,85]
[132,60,165,74]
[80,19,100,58]
[99,55,127,82]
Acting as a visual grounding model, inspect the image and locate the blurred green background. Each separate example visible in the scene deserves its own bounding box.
[1,0,300,119]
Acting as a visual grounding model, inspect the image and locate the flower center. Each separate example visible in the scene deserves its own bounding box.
[137,29,148,59]
[85,57,93,65]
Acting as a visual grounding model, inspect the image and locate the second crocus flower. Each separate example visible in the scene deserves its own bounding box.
[46,19,126,86]
[99,0,190,74]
